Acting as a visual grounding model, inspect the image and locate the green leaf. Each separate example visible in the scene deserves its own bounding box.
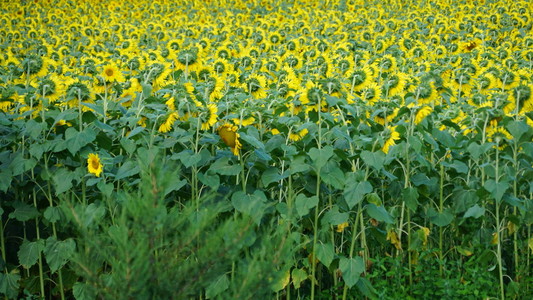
[467,142,491,161]
[82,203,106,229]
[403,187,419,212]
[9,202,39,222]
[295,194,319,218]
[289,155,310,174]
[0,170,12,193]
[231,190,267,225]
[114,160,140,181]
[356,277,377,299]
[198,172,220,190]
[344,181,373,209]
[262,167,282,186]
[321,164,345,190]
[73,282,96,300]
[430,211,454,227]
[43,206,62,223]
[315,242,335,268]
[506,120,529,141]
[126,126,144,138]
[81,102,104,116]
[309,146,334,170]
[44,237,76,273]
[64,127,97,155]
[206,274,229,299]
[339,256,364,288]
[484,179,508,203]
[164,179,187,196]
[442,160,468,174]
[210,157,241,176]
[240,132,264,149]
[322,206,349,226]
[463,204,485,219]
[292,268,307,289]
[18,239,44,269]
[171,150,201,168]
[360,150,385,170]
[53,168,75,195]
[0,271,20,299]
[366,204,394,224]
[120,138,136,155]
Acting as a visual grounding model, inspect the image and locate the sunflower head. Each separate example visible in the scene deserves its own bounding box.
[87,153,103,177]
[218,123,241,156]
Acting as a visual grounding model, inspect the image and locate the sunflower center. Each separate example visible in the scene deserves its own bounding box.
[105,68,114,76]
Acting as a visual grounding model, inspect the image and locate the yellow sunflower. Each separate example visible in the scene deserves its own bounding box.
[101,63,125,83]
[382,126,400,154]
[218,123,242,156]
[87,153,103,177]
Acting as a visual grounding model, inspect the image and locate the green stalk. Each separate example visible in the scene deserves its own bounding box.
[0,216,5,269]
[439,162,444,275]
[310,96,323,300]
[342,203,362,300]
[512,139,519,277]
[33,191,46,298]
[495,146,505,300]
[310,171,321,300]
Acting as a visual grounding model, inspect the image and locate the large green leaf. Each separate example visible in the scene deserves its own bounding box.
[114,160,140,181]
[403,187,419,212]
[64,127,97,155]
[309,146,334,171]
[209,157,241,176]
[53,168,75,195]
[463,204,485,219]
[315,242,335,268]
[366,204,394,224]
[322,206,349,226]
[295,194,319,218]
[206,274,229,299]
[360,150,385,170]
[231,190,267,225]
[43,206,63,223]
[339,256,364,288]
[430,210,454,227]
[484,179,508,203]
[0,271,20,299]
[17,239,44,269]
[44,237,76,273]
[9,202,39,222]
[73,282,97,300]
[291,268,307,289]
[344,181,372,209]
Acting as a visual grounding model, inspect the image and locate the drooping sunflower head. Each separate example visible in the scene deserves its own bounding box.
[218,123,242,156]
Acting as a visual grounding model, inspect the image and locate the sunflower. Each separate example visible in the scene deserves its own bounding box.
[345,66,373,92]
[487,126,513,150]
[201,103,218,130]
[158,112,179,133]
[101,63,125,83]
[87,153,103,177]
[289,128,309,142]
[218,123,242,156]
[382,126,400,154]
[243,74,268,99]
[414,106,433,125]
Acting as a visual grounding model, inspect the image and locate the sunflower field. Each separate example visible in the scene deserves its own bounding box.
[1,0,533,299]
